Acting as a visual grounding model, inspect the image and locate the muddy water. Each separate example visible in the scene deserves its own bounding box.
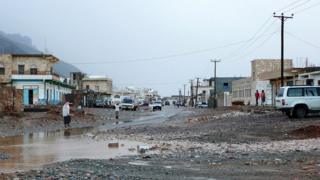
[0,128,144,173]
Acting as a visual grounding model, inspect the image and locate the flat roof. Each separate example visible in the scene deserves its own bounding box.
[10,54,59,62]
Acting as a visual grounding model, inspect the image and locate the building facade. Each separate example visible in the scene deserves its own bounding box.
[82,76,113,96]
[251,59,293,81]
[0,54,73,106]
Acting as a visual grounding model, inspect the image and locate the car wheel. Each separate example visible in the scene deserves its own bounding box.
[294,105,307,118]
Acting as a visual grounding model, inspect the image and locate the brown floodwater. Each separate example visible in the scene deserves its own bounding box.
[0,128,145,173]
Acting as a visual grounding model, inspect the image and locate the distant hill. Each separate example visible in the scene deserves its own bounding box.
[0,31,81,77]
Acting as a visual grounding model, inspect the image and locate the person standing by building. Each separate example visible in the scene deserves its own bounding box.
[115,103,120,120]
[62,102,71,128]
[261,90,266,106]
[255,90,260,106]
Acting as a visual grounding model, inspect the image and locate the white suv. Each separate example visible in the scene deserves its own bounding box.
[275,86,320,118]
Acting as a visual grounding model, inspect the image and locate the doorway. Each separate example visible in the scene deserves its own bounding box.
[28,89,33,105]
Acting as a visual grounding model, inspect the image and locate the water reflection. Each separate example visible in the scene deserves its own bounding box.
[0,128,142,173]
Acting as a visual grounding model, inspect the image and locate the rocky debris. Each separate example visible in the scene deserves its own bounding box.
[187,111,250,124]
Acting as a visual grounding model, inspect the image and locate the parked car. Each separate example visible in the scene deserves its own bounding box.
[197,102,208,108]
[94,99,105,107]
[275,86,320,118]
[149,101,162,111]
[165,101,170,106]
[120,98,138,111]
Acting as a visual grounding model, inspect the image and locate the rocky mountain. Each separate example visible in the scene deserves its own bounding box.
[0,31,81,77]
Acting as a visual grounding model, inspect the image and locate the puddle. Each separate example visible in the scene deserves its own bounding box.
[0,128,146,173]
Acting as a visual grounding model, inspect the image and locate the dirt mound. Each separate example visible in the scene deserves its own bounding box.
[290,125,320,139]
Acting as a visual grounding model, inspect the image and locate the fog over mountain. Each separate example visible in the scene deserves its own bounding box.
[0,31,81,77]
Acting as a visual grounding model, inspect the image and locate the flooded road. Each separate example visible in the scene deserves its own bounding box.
[0,107,186,173]
[0,128,145,173]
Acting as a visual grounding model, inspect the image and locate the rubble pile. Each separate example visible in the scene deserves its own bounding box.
[187,111,250,123]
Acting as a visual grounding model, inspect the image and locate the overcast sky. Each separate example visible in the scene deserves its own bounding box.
[1,0,319,96]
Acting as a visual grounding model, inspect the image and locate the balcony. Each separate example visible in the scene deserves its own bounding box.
[11,74,54,81]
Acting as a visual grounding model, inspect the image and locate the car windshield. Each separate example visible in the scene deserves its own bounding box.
[122,99,133,103]
[277,88,284,97]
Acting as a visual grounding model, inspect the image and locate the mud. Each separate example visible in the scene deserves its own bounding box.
[290,125,320,139]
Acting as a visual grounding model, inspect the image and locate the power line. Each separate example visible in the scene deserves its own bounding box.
[70,32,280,65]
[285,31,320,49]
[283,0,312,13]
[222,17,276,59]
[293,1,320,14]
[223,29,279,62]
[275,0,305,13]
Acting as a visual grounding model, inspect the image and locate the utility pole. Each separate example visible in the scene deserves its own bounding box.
[183,84,186,106]
[195,78,200,107]
[190,79,194,107]
[178,89,182,105]
[273,13,293,87]
[210,59,221,108]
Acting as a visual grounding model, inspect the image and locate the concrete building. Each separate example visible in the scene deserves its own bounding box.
[70,72,85,90]
[231,59,293,106]
[191,77,244,107]
[298,70,320,86]
[82,75,113,98]
[0,54,73,106]
[232,78,272,105]
[251,59,293,81]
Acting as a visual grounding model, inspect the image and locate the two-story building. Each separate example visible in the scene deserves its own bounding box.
[0,54,73,106]
[82,75,113,99]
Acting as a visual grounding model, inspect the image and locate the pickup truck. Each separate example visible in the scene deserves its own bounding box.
[149,101,162,111]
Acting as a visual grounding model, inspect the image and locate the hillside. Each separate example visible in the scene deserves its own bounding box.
[0,31,81,77]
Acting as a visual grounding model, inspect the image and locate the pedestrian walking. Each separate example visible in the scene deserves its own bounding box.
[261,90,266,106]
[62,102,71,128]
[255,90,260,106]
[115,103,120,120]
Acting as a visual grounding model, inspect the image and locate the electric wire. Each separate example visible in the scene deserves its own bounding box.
[222,18,276,60]
[71,31,277,65]
[293,1,320,14]
[285,31,320,49]
[224,29,279,62]
[275,0,305,13]
[283,0,312,13]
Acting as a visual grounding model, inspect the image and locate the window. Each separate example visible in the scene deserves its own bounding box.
[277,88,284,97]
[18,65,25,74]
[317,87,320,96]
[287,88,304,97]
[305,87,318,96]
[318,80,320,86]
[306,79,314,86]
[287,81,293,86]
[30,64,38,75]
[0,63,4,75]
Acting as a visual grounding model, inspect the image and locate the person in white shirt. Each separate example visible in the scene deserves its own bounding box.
[115,103,120,119]
[62,102,71,128]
